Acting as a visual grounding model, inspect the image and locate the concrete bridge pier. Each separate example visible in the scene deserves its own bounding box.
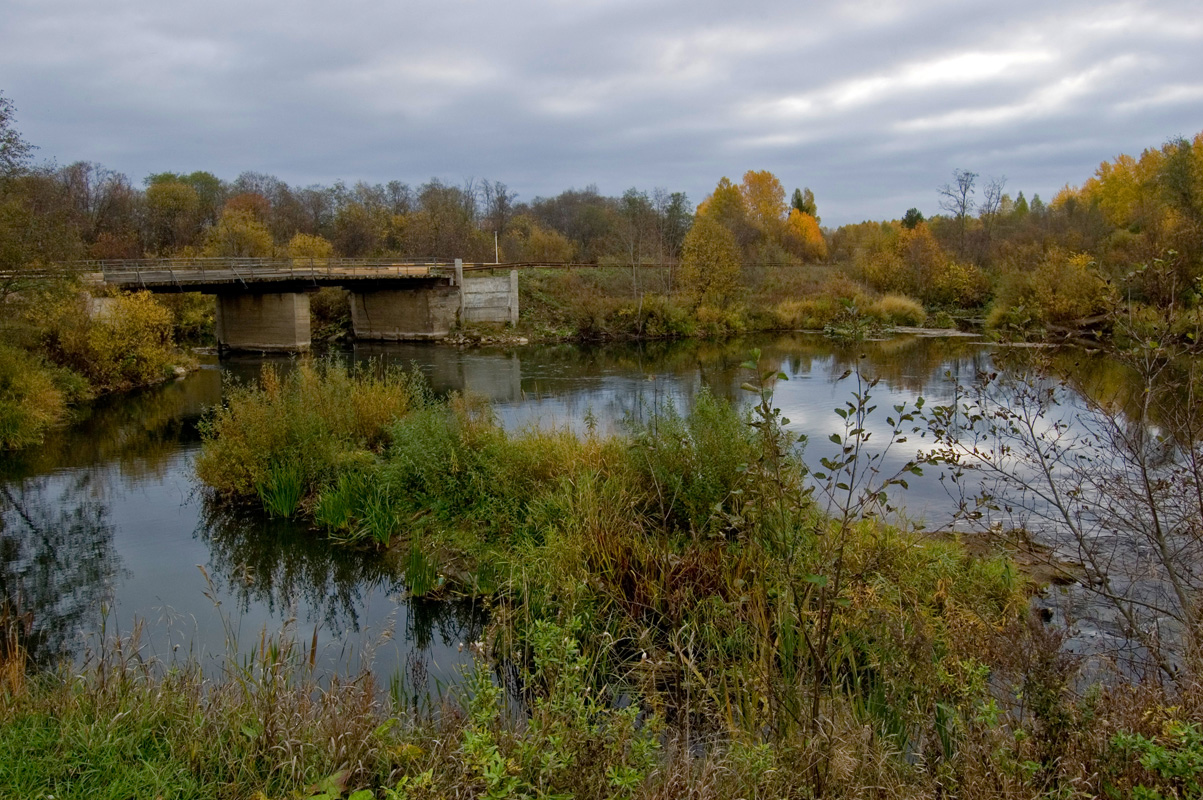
[215,291,311,352]
[349,279,460,340]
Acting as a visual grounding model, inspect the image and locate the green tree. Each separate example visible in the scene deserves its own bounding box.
[1012,191,1029,218]
[901,208,925,229]
[791,187,818,221]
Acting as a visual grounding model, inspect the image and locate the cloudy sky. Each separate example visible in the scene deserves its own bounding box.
[3,0,1200,224]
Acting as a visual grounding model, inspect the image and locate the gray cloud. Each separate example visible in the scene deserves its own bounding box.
[3,0,1200,224]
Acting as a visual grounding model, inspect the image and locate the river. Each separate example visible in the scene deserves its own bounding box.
[0,332,1140,694]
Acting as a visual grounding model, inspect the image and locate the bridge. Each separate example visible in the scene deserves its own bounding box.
[67,257,519,352]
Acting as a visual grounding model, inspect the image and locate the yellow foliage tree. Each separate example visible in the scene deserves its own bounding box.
[858,222,987,307]
[287,232,335,262]
[697,177,747,223]
[739,169,787,232]
[678,214,741,306]
[502,215,577,262]
[784,209,827,261]
[989,248,1115,329]
[48,291,175,391]
[204,208,275,258]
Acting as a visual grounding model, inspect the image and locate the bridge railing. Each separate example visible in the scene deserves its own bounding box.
[56,257,458,287]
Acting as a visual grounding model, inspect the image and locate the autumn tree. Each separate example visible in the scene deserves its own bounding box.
[697,176,757,253]
[0,174,85,300]
[652,189,692,264]
[528,186,615,262]
[739,169,787,233]
[203,206,273,258]
[332,200,388,257]
[144,179,202,253]
[56,162,139,247]
[939,169,977,257]
[783,208,827,261]
[402,179,488,259]
[480,179,517,237]
[147,171,227,229]
[678,214,741,306]
[979,176,1006,245]
[501,214,576,262]
[613,188,658,293]
[224,192,271,222]
[287,232,334,262]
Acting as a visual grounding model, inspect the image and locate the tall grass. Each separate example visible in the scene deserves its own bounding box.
[4,598,1203,799]
[257,460,305,518]
[196,357,422,502]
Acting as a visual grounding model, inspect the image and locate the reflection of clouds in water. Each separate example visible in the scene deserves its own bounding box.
[470,336,995,526]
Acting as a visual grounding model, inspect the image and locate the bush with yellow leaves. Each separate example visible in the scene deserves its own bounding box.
[45,291,177,391]
[987,248,1116,332]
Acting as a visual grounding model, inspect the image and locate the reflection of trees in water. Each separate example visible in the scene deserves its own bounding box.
[1041,347,1203,445]
[198,500,402,635]
[2,366,223,482]
[0,475,121,667]
[407,596,486,653]
[198,501,487,667]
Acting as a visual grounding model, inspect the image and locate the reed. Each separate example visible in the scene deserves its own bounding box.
[256,460,305,518]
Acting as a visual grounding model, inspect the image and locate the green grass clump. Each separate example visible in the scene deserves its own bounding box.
[626,389,759,537]
[257,460,305,518]
[0,344,66,449]
[196,358,421,509]
[0,637,393,799]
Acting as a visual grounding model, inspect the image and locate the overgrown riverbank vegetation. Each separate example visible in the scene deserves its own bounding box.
[9,346,1203,797]
[152,343,1203,796]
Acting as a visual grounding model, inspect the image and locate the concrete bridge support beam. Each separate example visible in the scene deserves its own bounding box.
[461,270,519,325]
[349,282,460,340]
[215,291,311,352]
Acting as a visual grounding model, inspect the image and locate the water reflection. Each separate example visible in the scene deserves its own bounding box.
[1,366,222,480]
[0,476,121,668]
[199,501,400,633]
[7,331,1171,683]
[198,500,485,690]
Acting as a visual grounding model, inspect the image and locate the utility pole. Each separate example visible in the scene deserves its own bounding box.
[494,231,499,264]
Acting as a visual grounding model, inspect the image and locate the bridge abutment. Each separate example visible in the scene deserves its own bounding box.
[215,291,311,352]
[349,281,460,340]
